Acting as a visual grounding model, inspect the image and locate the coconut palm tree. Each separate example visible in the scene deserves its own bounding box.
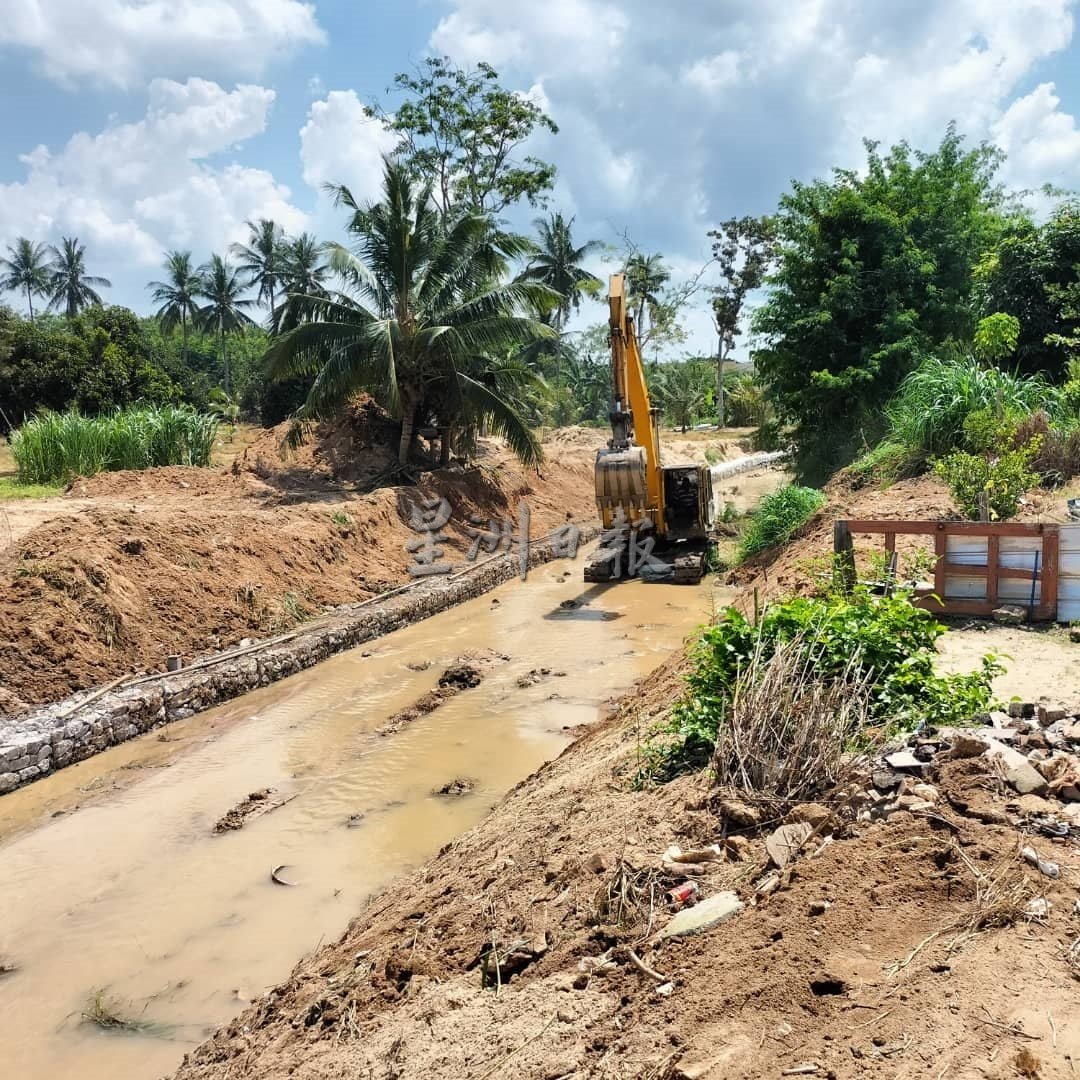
[46,237,111,317]
[0,238,51,322]
[518,213,602,331]
[231,218,284,316]
[279,233,330,303]
[267,158,555,466]
[625,251,670,342]
[148,251,201,367]
[196,255,255,394]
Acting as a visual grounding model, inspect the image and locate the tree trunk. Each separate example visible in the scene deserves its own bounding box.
[26,286,34,324]
[440,426,453,466]
[221,323,230,394]
[716,335,726,430]
[181,312,189,367]
[398,394,417,465]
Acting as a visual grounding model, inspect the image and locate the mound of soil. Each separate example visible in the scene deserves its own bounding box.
[0,436,595,711]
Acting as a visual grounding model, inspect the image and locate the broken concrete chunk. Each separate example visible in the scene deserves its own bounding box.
[716,797,762,828]
[946,733,989,760]
[1008,701,1037,719]
[786,802,835,831]
[658,891,744,939]
[884,751,924,772]
[765,822,814,869]
[1037,705,1068,727]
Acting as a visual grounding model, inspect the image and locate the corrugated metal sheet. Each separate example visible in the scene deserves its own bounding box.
[1058,525,1080,622]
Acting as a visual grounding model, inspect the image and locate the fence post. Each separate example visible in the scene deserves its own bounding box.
[833,520,856,594]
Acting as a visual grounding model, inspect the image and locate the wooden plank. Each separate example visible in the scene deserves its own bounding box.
[847,520,1046,537]
[986,534,999,607]
[833,520,856,594]
[915,596,997,617]
[1040,528,1059,621]
[884,530,896,554]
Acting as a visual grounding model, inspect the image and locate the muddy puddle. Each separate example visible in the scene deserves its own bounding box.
[0,556,720,1080]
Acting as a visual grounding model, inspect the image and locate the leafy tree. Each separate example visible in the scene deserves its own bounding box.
[196,255,256,394]
[973,312,1020,363]
[518,212,601,330]
[654,362,708,432]
[754,127,1010,481]
[231,218,285,316]
[978,199,1080,378]
[368,56,558,216]
[148,251,201,368]
[46,237,111,317]
[279,233,330,304]
[709,216,776,426]
[0,238,51,322]
[267,159,554,465]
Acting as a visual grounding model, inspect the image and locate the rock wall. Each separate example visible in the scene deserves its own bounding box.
[0,533,594,796]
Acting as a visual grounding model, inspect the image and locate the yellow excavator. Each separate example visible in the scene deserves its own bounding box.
[584,273,715,584]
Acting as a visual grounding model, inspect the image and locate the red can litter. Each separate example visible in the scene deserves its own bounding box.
[667,881,700,906]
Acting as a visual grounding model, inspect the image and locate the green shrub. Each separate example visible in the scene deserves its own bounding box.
[737,485,824,560]
[637,589,1002,783]
[11,405,218,484]
[933,437,1041,520]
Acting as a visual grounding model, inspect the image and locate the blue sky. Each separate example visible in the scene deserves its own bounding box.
[3,1,1080,357]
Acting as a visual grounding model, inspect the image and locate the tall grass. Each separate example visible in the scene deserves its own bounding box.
[737,484,825,561]
[873,354,1058,474]
[12,406,218,484]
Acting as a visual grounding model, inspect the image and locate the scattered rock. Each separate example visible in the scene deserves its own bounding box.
[433,778,476,797]
[658,891,744,939]
[945,733,988,760]
[1037,705,1068,726]
[992,605,1026,625]
[119,537,146,555]
[765,822,813,869]
[786,803,835,831]
[1008,701,1037,719]
[717,797,762,828]
[986,742,1050,796]
[405,660,432,672]
[808,900,831,916]
[439,663,482,690]
[213,788,293,833]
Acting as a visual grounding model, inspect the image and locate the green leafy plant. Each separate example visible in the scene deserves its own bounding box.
[737,485,824,561]
[11,405,217,483]
[636,588,1002,784]
[933,437,1041,520]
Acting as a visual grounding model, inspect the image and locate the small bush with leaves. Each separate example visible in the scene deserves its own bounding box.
[933,437,1041,521]
[637,588,1002,784]
[737,484,824,560]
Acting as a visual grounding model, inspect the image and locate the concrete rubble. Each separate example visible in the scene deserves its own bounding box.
[0,531,594,797]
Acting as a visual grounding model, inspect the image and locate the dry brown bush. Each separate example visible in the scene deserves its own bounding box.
[712,636,875,804]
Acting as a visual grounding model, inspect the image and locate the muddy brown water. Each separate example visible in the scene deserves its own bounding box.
[0,556,720,1080]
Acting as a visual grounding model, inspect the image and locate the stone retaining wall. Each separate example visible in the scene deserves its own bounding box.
[0,532,595,796]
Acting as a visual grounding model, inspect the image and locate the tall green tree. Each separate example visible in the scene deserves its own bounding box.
[368,56,558,216]
[46,236,111,317]
[196,255,255,394]
[654,362,708,432]
[518,212,601,331]
[625,252,671,354]
[279,233,330,304]
[267,159,554,466]
[231,218,285,316]
[754,127,1010,480]
[709,216,776,426]
[0,238,51,322]
[148,251,201,368]
[976,198,1080,379]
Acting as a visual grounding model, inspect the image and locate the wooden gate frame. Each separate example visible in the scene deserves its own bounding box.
[836,519,1060,621]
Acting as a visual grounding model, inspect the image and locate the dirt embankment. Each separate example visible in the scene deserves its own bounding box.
[0,419,603,713]
[170,475,1080,1080]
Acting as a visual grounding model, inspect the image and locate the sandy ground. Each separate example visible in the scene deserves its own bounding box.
[166,472,1080,1080]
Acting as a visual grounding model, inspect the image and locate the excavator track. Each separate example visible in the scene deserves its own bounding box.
[583,543,710,585]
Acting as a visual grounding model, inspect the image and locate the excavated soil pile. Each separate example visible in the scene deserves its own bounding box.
[171,650,1080,1080]
[0,422,600,711]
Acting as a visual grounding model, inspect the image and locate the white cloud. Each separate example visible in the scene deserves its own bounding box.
[0,79,308,302]
[429,0,1080,358]
[1,0,325,88]
[682,51,742,95]
[992,82,1080,191]
[299,91,400,205]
